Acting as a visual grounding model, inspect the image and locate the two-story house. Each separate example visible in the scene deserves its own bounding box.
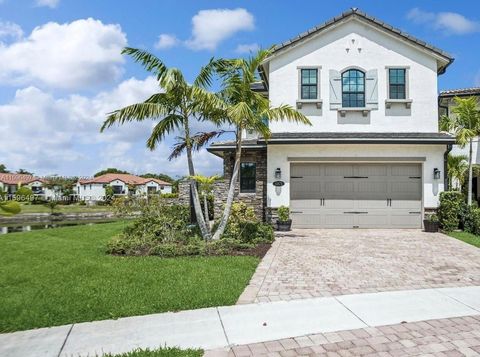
[208,8,455,229]
[439,87,480,200]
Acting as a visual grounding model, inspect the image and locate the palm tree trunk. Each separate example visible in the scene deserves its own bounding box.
[183,120,211,240]
[212,130,242,240]
[468,138,473,205]
[203,194,209,225]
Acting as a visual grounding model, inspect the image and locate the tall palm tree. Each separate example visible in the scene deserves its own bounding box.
[189,174,221,224]
[441,96,480,205]
[447,154,468,190]
[101,48,225,239]
[211,49,311,240]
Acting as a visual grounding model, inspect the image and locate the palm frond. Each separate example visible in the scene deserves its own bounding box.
[101,102,172,131]
[146,114,184,150]
[263,104,311,125]
[122,47,167,79]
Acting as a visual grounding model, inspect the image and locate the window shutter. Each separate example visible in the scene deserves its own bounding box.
[329,70,341,109]
[366,69,378,109]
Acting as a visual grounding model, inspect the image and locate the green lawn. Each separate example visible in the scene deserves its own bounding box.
[19,203,111,214]
[448,231,480,248]
[103,347,202,357]
[0,221,259,332]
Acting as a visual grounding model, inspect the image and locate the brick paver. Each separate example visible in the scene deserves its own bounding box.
[204,315,480,356]
[237,230,480,304]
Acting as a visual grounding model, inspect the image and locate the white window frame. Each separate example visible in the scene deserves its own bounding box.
[297,66,322,109]
[385,66,412,108]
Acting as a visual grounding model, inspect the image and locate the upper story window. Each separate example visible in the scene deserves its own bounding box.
[240,162,256,193]
[300,69,318,99]
[388,68,406,99]
[342,69,365,107]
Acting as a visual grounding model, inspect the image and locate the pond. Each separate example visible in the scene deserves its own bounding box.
[0,219,117,235]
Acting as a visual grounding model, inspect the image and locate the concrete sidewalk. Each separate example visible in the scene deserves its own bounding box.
[2,286,480,357]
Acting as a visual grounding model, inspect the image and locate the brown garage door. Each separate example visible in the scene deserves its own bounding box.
[290,163,422,228]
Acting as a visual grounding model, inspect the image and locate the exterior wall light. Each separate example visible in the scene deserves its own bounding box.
[275,168,282,179]
[433,168,441,180]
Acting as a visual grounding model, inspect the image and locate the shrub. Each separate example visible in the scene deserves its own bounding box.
[277,206,290,222]
[464,206,480,235]
[221,202,274,244]
[438,191,464,231]
[161,193,178,198]
[14,186,33,202]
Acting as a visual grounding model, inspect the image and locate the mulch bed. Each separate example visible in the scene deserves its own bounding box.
[230,243,271,258]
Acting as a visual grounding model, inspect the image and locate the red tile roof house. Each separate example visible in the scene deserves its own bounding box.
[76,173,172,202]
[0,173,58,200]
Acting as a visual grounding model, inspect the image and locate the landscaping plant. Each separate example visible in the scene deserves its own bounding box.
[441,97,480,205]
[437,191,464,231]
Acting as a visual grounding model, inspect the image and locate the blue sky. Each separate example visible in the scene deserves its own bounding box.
[0,0,479,178]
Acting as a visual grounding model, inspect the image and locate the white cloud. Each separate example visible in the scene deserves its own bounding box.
[186,8,254,50]
[154,33,179,50]
[0,21,23,41]
[235,43,259,54]
[0,76,223,177]
[0,18,127,90]
[407,8,480,35]
[35,0,60,8]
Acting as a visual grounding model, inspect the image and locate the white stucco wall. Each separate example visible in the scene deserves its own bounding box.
[136,181,173,195]
[267,144,446,209]
[76,183,106,201]
[267,19,439,133]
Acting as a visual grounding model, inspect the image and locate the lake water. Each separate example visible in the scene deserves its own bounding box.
[0,220,116,235]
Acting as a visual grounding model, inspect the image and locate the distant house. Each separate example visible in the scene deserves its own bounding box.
[0,173,58,199]
[76,173,173,202]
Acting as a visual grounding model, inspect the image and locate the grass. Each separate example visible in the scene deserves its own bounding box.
[102,347,203,357]
[18,203,111,214]
[448,231,480,248]
[0,221,259,332]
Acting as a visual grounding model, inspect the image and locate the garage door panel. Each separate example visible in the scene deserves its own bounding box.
[357,200,388,209]
[390,212,421,227]
[292,212,323,227]
[357,164,388,176]
[325,164,354,177]
[324,214,354,228]
[291,199,322,209]
[324,199,355,209]
[391,164,421,177]
[357,181,388,195]
[391,200,422,209]
[291,163,321,176]
[357,214,390,227]
[325,181,354,194]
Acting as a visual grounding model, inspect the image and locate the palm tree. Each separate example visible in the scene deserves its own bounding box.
[211,49,311,240]
[189,175,220,225]
[447,154,468,190]
[441,96,480,205]
[101,48,225,239]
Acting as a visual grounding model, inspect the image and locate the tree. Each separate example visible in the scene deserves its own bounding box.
[17,169,33,175]
[441,96,480,205]
[0,164,9,173]
[101,48,224,239]
[190,174,220,225]
[210,49,311,240]
[94,168,130,177]
[140,173,174,183]
[447,154,468,190]
[44,200,59,215]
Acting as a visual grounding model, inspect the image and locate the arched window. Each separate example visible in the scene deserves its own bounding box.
[342,69,365,107]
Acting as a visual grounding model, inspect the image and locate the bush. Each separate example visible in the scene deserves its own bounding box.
[438,191,464,231]
[108,199,274,257]
[464,206,480,235]
[277,206,290,222]
[161,193,178,198]
[14,186,33,202]
[221,202,274,244]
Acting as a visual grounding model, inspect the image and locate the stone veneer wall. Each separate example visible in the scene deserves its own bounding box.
[177,149,267,221]
[214,149,267,221]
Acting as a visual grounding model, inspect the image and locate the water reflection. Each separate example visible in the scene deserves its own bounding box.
[0,220,116,235]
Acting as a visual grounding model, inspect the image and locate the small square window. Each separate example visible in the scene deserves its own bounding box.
[240,162,256,193]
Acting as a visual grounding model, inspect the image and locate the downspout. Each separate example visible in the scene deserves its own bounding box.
[444,144,452,191]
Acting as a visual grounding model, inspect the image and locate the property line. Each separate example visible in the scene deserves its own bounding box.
[57,323,74,357]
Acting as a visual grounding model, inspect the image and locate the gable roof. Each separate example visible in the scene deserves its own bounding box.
[78,173,171,186]
[0,173,44,185]
[263,8,453,74]
[439,87,480,98]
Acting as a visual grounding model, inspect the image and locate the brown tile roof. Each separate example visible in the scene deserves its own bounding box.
[439,87,480,97]
[0,173,44,185]
[78,173,171,186]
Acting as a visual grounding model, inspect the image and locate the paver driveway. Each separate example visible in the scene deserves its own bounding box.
[238,230,480,304]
